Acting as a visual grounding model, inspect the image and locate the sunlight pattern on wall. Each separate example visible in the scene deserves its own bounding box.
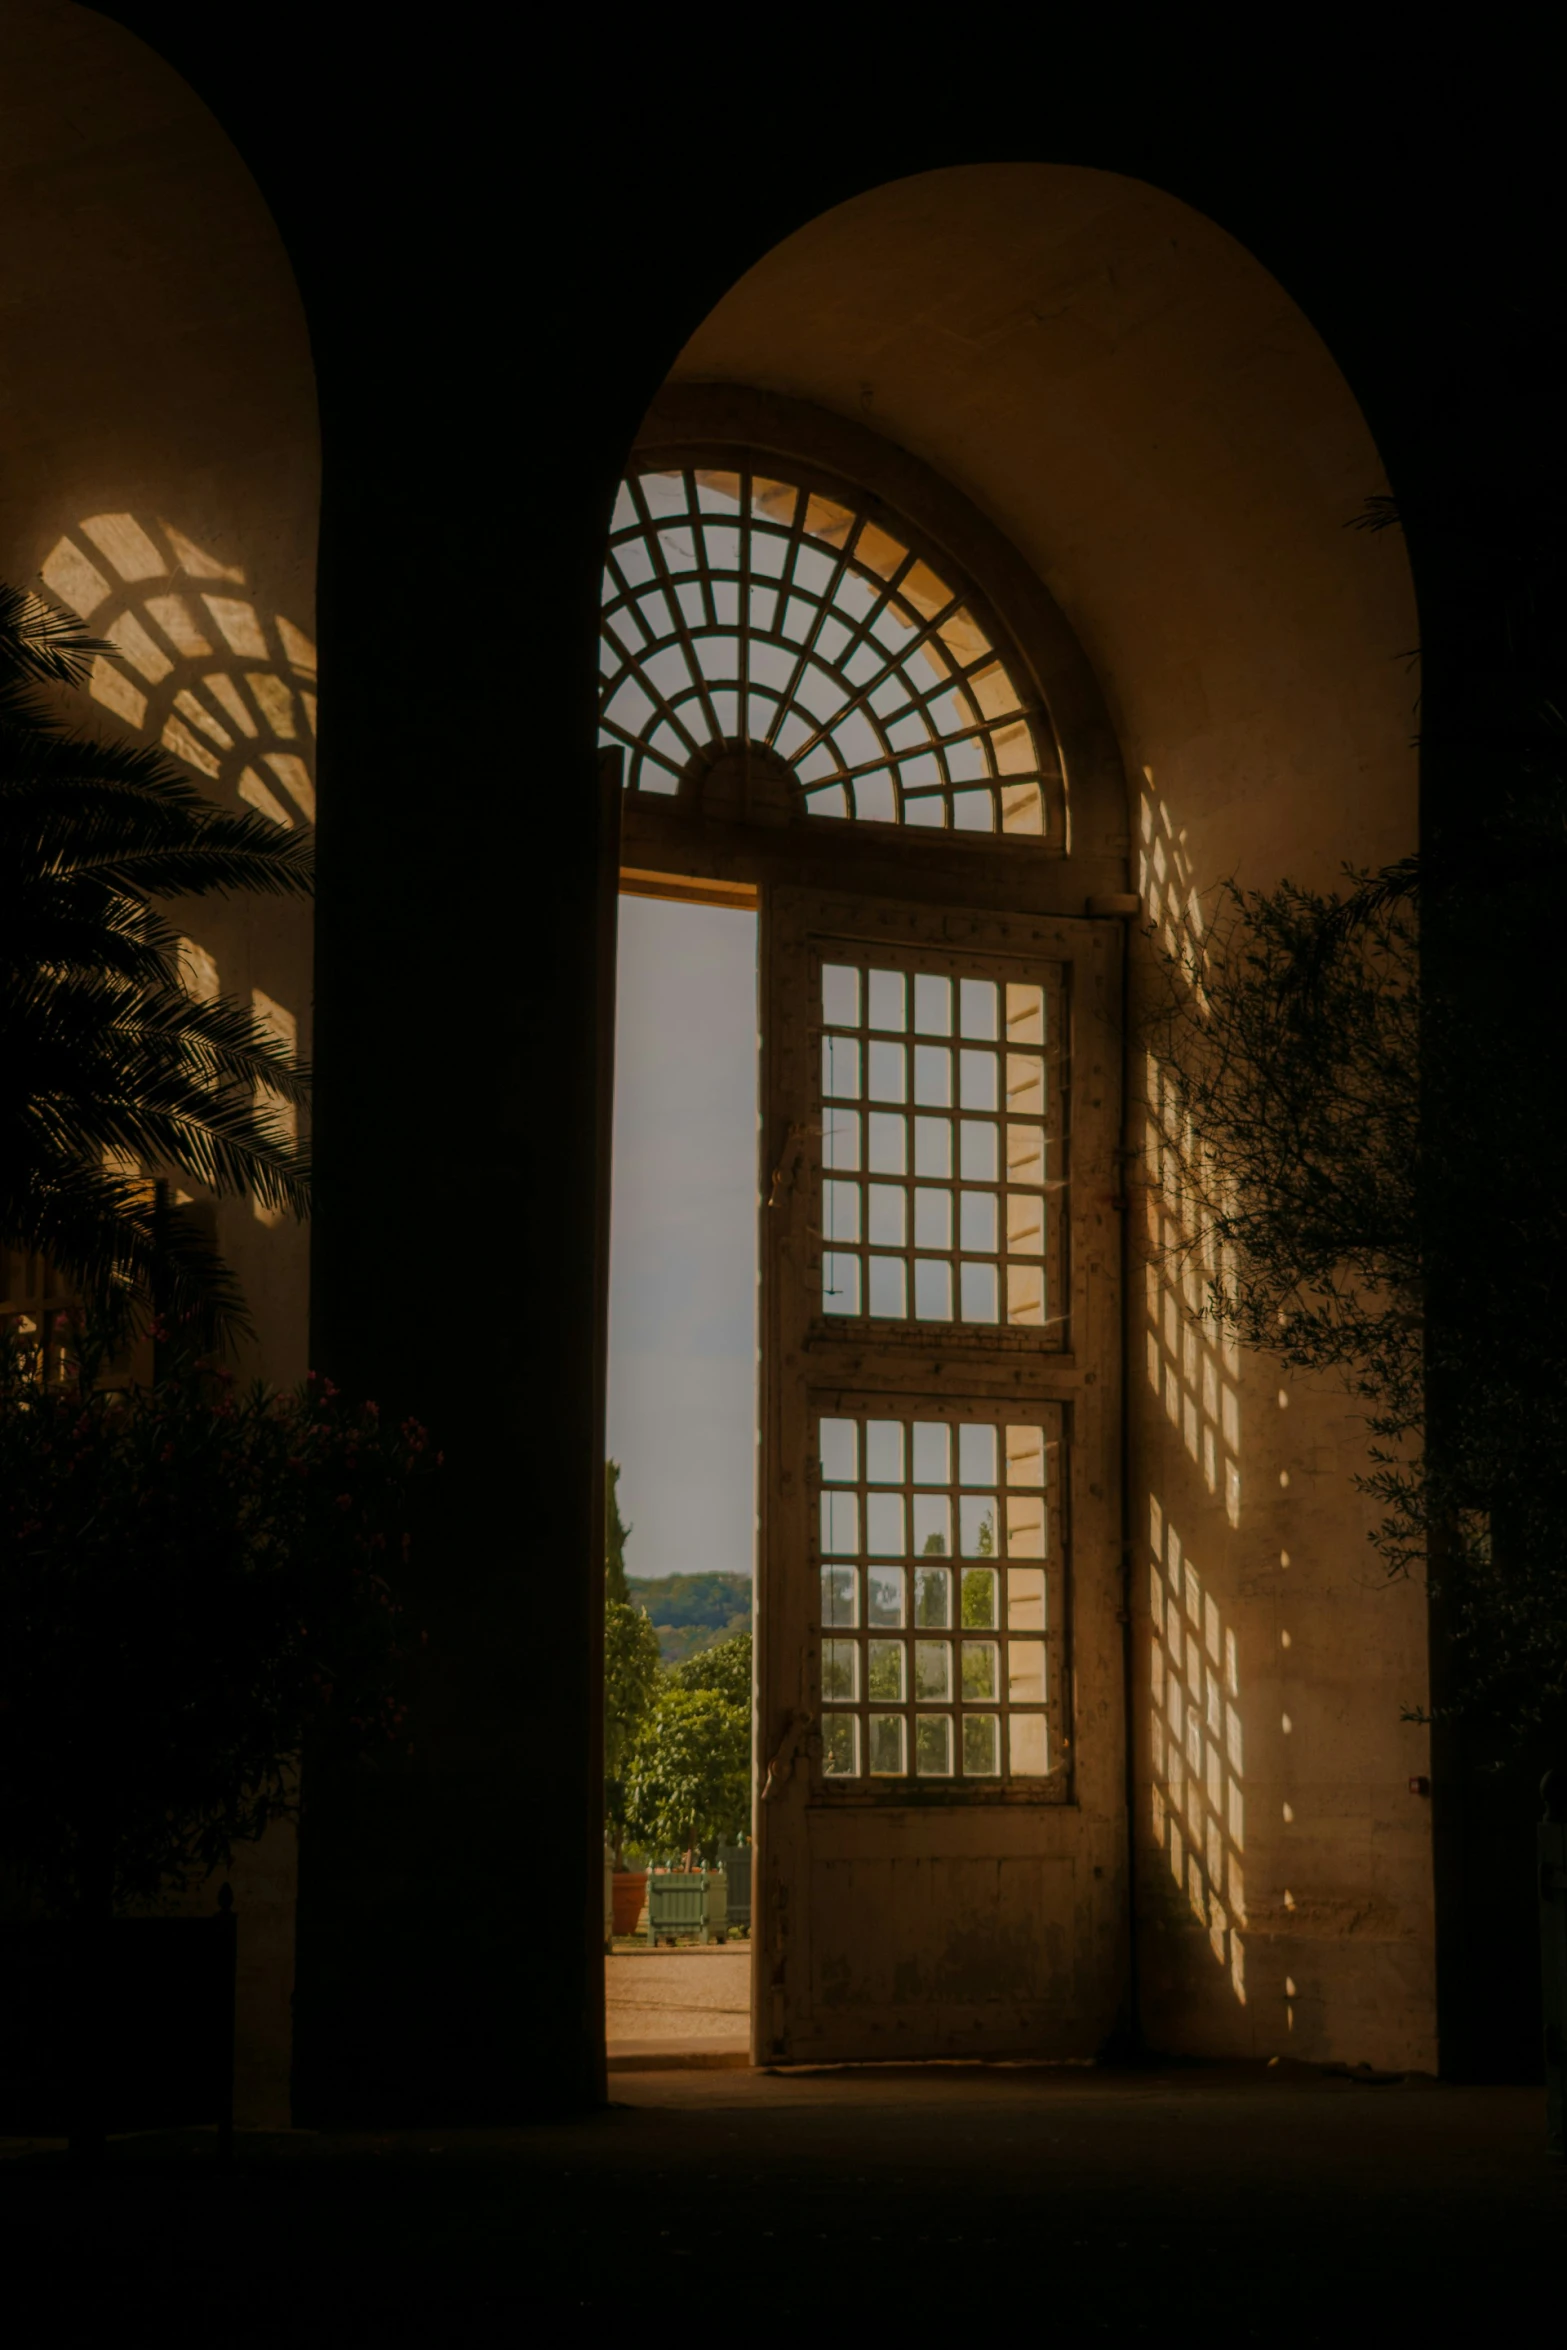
[1139,785,1240,1525]
[1147,1492,1247,2003]
[40,514,317,831]
[39,515,307,1227]
[599,466,1062,836]
[1144,1049,1242,1525]
[1139,784,1206,995]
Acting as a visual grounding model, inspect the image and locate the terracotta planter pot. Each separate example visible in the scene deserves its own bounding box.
[611,1871,648,1937]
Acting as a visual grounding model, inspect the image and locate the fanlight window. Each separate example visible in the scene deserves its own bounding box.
[599,465,1058,836]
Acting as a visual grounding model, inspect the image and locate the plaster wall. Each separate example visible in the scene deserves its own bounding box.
[669,164,1432,2070]
[0,1,318,2122]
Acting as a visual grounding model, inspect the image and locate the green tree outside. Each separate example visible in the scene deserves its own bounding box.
[602,1459,658,1863]
[604,1599,661,1865]
[623,1672,750,1866]
[666,1628,751,1707]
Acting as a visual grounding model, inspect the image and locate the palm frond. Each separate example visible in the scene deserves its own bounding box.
[0,585,115,690]
[1,574,318,1336]
[0,755,315,898]
[0,1156,252,1341]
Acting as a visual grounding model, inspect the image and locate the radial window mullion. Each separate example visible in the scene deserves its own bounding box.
[779,531,865,755]
[832,577,967,713]
[737,470,753,729]
[640,477,727,752]
[604,457,1055,833]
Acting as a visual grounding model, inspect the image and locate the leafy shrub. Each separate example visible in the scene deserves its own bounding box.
[0,1340,438,1916]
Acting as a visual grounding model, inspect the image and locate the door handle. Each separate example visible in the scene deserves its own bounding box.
[767,1121,810,1208]
[762,1707,815,1801]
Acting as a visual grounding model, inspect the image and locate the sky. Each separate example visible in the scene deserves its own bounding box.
[606,894,759,1582]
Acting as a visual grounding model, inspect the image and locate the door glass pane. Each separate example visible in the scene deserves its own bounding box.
[959,1493,998,1556]
[865,1420,905,1484]
[914,1640,952,1699]
[912,1492,951,1555]
[1006,1264,1044,1326]
[1005,982,1045,1047]
[823,1035,860,1098]
[867,1255,907,1317]
[867,1566,906,1626]
[820,1417,858,1483]
[1007,1639,1047,1703]
[821,1490,859,1553]
[868,968,907,1031]
[914,1044,952,1105]
[959,1120,998,1182]
[1006,1494,1047,1557]
[914,973,952,1034]
[823,1252,860,1315]
[959,1425,998,1486]
[959,1047,999,1111]
[914,1187,952,1248]
[961,1566,998,1626]
[824,1179,861,1243]
[1005,1425,1045,1485]
[959,978,998,1039]
[1006,1568,1045,1631]
[961,1640,1000,1700]
[912,1422,950,1485]
[813,948,1060,1335]
[823,1107,862,1169]
[822,1639,860,1700]
[822,964,860,1026]
[866,1491,906,1554]
[913,1257,953,1320]
[867,1184,906,1246]
[867,1639,906,1700]
[959,1190,997,1252]
[959,1261,998,1323]
[914,1565,952,1627]
[814,1409,1060,1791]
[867,1112,906,1174]
[868,1040,907,1102]
[914,1116,951,1175]
[822,1565,859,1626]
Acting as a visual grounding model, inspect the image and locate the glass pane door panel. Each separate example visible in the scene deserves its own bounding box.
[815,953,1063,1336]
[814,1405,1062,1787]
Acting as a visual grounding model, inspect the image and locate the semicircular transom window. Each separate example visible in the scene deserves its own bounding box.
[598,463,1060,838]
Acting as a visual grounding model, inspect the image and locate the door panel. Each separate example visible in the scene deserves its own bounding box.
[754,885,1125,2063]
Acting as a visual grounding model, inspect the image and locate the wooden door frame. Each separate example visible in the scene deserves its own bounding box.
[751,883,1126,2060]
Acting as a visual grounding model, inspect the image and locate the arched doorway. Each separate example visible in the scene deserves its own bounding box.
[604,387,1133,2059]
[605,166,1425,2076]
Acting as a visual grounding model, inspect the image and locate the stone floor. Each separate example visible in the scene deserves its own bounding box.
[2,2063,1560,2333]
[605,1944,750,2063]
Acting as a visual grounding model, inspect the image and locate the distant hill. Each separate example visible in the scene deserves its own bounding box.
[625,1572,752,1664]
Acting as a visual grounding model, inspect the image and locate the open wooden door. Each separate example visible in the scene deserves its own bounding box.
[753,884,1125,2063]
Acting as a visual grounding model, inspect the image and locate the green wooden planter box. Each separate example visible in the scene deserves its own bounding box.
[717,1842,751,1933]
[646,1869,728,1945]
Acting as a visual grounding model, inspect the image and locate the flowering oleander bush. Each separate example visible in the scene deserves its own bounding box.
[0,1334,439,1916]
